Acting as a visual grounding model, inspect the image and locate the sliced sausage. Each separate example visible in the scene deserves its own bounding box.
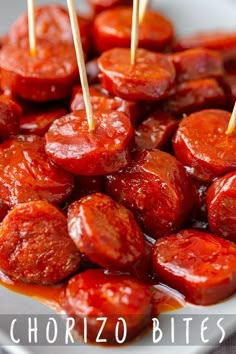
[162,78,226,117]
[152,229,236,305]
[106,149,194,239]
[207,172,236,242]
[70,85,142,126]
[7,4,91,55]
[67,175,105,204]
[134,109,178,151]
[0,201,80,284]
[64,269,152,343]
[98,48,176,101]
[0,40,78,102]
[68,193,145,270]
[89,0,132,15]
[0,135,74,207]
[174,31,236,61]
[94,7,174,53]
[221,74,236,110]
[0,95,21,139]
[45,110,133,175]
[20,104,67,136]
[173,109,236,182]
[169,48,224,82]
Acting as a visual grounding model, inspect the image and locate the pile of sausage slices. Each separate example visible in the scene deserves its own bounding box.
[0,0,236,344]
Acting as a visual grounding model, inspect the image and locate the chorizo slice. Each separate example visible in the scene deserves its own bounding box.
[173,109,236,182]
[169,48,224,82]
[98,48,176,101]
[7,4,91,55]
[174,31,236,61]
[221,74,236,110]
[0,40,78,102]
[0,95,21,139]
[64,269,152,343]
[94,7,174,53]
[45,110,133,176]
[70,85,142,126]
[134,109,178,151]
[20,104,67,136]
[0,135,74,207]
[68,193,145,270]
[0,201,80,284]
[106,149,194,239]
[152,229,236,305]
[89,0,132,15]
[162,78,226,117]
[207,172,236,242]
[67,175,105,204]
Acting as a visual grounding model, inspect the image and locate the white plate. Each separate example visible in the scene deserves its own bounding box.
[0,1,236,353]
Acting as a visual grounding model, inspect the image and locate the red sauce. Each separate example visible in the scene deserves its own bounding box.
[151,283,186,315]
[0,271,184,315]
[0,271,65,312]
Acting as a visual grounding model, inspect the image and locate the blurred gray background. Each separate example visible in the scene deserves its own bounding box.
[0,0,236,36]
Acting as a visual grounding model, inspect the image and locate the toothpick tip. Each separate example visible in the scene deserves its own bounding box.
[226,128,234,136]
[30,48,36,57]
[88,123,95,132]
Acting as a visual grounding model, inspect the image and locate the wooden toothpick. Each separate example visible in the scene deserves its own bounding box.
[131,0,140,65]
[226,101,236,135]
[28,0,37,56]
[67,0,95,131]
[139,0,149,23]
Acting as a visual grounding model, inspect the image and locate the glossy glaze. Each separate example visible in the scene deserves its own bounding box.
[152,229,236,305]
[106,149,194,239]
[94,7,174,53]
[0,201,80,284]
[98,48,176,100]
[173,109,236,182]
[45,110,133,175]
[207,172,236,241]
[68,193,145,270]
[0,135,74,206]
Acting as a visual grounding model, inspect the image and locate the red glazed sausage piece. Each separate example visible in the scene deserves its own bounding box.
[0,41,78,102]
[70,85,142,126]
[67,175,105,204]
[7,4,91,55]
[64,269,152,343]
[94,7,174,53]
[174,31,236,61]
[45,110,133,175]
[169,48,224,82]
[152,229,236,305]
[20,104,67,136]
[98,48,176,101]
[173,109,236,182]
[134,110,178,151]
[106,149,194,239]
[0,201,80,284]
[207,172,236,242]
[221,74,236,110]
[0,135,74,207]
[89,0,132,15]
[68,193,145,270]
[162,79,226,117]
[0,95,21,139]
